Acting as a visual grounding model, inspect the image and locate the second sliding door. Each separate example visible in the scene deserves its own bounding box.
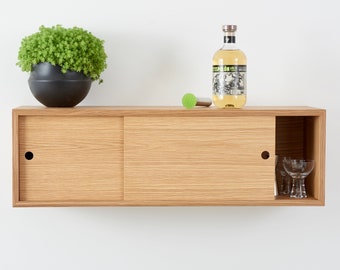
[124,116,275,203]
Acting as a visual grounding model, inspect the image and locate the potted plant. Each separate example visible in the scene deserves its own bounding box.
[17,25,108,107]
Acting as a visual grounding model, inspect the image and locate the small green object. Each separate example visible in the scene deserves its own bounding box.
[182,93,197,109]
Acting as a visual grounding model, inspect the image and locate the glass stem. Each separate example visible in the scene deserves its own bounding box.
[290,177,307,198]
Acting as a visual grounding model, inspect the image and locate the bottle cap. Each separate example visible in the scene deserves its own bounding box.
[222,25,237,32]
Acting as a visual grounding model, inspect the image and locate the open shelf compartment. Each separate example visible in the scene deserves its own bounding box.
[275,115,325,205]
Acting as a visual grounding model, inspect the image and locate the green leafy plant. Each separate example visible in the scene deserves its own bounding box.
[17,25,107,83]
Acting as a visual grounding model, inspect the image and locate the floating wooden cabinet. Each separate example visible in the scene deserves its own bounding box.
[12,106,326,206]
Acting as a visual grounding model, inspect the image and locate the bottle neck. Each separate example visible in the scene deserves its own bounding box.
[222,32,238,50]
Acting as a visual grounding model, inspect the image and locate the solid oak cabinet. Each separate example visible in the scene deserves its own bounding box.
[12,106,326,206]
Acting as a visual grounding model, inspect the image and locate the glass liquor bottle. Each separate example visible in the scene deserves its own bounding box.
[212,25,247,108]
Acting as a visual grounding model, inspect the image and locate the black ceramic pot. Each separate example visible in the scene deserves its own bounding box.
[28,62,92,107]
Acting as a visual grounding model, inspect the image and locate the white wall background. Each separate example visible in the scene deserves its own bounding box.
[1,0,339,269]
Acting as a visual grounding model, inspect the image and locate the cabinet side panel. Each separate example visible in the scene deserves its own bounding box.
[18,116,123,202]
[12,111,20,205]
[305,115,326,203]
[124,116,275,202]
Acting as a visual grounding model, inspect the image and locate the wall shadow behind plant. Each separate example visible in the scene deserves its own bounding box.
[86,33,191,106]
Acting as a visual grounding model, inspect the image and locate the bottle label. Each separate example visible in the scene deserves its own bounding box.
[224,36,236,43]
[212,65,247,96]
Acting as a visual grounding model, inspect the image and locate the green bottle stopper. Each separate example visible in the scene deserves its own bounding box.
[182,93,212,109]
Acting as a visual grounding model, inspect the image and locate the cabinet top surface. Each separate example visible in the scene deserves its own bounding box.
[13,106,325,117]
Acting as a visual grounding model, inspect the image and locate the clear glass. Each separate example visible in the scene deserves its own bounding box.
[276,156,291,195]
[212,25,247,108]
[282,157,315,198]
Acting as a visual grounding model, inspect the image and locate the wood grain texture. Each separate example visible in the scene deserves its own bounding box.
[12,106,326,206]
[17,116,123,202]
[13,106,324,117]
[124,116,275,201]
